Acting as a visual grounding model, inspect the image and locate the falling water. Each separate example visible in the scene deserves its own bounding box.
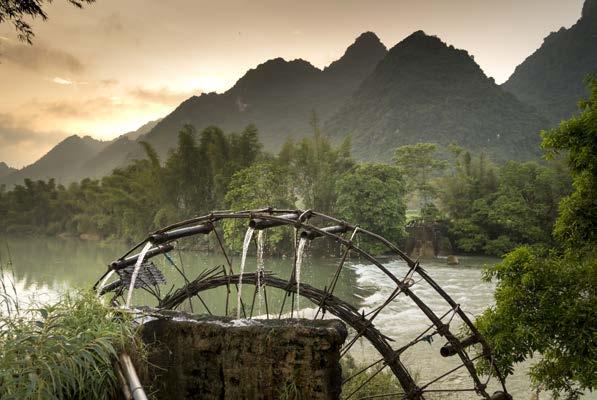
[294,237,308,316]
[256,230,265,316]
[96,269,115,298]
[125,241,152,308]
[236,227,255,319]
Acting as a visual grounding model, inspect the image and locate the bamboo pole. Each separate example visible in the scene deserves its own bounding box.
[118,352,148,400]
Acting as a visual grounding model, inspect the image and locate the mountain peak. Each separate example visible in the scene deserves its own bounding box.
[323,31,387,82]
[381,30,484,80]
[351,31,385,51]
[334,31,386,62]
[397,30,452,51]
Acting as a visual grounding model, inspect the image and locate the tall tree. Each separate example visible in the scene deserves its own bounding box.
[477,77,597,399]
[393,143,446,207]
[336,164,407,254]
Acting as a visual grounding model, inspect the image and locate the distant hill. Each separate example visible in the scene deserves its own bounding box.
[142,32,387,156]
[0,162,16,180]
[121,119,161,141]
[1,135,109,186]
[0,119,161,186]
[502,0,597,125]
[80,118,161,178]
[323,31,548,161]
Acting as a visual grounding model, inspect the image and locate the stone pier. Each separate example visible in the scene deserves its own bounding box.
[139,312,348,399]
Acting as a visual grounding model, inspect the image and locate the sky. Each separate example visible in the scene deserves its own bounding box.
[0,0,585,168]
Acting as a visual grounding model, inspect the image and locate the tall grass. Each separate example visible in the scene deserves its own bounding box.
[341,355,404,399]
[0,243,143,400]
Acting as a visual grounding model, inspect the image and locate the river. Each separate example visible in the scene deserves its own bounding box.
[1,236,592,400]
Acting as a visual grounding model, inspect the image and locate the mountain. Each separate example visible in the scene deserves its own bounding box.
[79,136,140,179]
[0,119,162,186]
[1,135,109,186]
[323,31,549,161]
[0,162,16,180]
[142,32,387,155]
[502,0,597,125]
[80,118,162,178]
[121,118,161,141]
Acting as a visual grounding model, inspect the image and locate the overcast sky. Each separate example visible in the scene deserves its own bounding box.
[0,0,585,168]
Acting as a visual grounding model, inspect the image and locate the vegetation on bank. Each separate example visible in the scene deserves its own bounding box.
[477,77,597,399]
[0,288,142,399]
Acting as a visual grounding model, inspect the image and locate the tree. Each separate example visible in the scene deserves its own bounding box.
[223,162,295,253]
[282,112,354,214]
[0,0,95,44]
[393,143,446,207]
[477,77,597,399]
[335,164,407,254]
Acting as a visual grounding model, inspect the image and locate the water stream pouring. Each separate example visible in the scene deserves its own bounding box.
[125,241,153,308]
[236,227,255,319]
[256,230,265,316]
[294,237,308,316]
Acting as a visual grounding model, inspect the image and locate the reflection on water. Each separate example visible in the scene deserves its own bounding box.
[4,237,592,399]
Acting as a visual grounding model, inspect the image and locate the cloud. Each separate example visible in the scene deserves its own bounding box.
[33,97,119,118]
[0,113,66,167]
[0,37,84,74]
[53,77,74,85]
[50,77,88,86]
[100,79,119,87]
[129,87,197,106]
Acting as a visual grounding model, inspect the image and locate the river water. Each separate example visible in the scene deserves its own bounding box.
[1,236,592,400]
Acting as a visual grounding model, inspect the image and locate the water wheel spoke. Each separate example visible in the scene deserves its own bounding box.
[213,225,247,318]
[355,393,406,400]
[342,356,385,385]
[418,354,484,392]
[315,245,351,319]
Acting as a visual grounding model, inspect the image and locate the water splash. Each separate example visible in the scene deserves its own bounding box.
[125,241,152,308]
[256,230,265,316]
[236,227,255,319]
[295,237,308,316]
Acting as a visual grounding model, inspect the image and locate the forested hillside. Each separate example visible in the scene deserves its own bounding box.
[324,31,548,161]
[502,0,597,125]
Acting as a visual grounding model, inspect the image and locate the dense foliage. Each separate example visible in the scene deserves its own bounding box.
[0,290,141,399]
[438,146,571,256]
[477,77,597,399]
[0,115,574,258]
[336,164,406,253]
[0,122,402,254]
[393,143,446,207]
